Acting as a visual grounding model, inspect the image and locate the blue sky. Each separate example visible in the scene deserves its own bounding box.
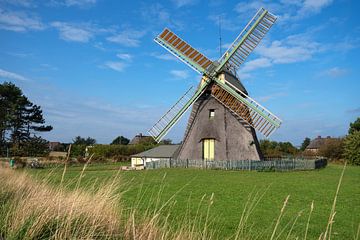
[0,0,359,145]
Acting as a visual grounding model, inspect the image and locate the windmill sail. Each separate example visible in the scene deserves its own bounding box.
[155,28,213,74]
[215,8,277,76]
[212,78,281,137]
[148,79,209,142]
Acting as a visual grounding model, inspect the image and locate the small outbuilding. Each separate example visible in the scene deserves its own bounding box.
[305,136,337,153]
[131,145,180,168]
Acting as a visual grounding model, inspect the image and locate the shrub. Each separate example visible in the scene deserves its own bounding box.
[318,138,344,160]
[70,144,86,157]
[88,144,155,162]
[343,131,360,165]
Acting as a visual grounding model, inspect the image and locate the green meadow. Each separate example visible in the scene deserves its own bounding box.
[27,163,360,239]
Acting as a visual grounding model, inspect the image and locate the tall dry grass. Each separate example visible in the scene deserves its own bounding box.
[0,166,215,240]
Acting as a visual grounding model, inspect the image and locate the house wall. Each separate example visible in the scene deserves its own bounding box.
[177,94,262,161]
[131,157,171,167]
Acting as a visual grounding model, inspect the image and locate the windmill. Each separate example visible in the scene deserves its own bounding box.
[148,8,282,161]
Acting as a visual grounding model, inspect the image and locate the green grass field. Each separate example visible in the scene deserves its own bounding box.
[29,163,360,239]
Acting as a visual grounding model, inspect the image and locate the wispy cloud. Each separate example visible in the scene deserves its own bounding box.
[171,0,198,8]
[0,8,45,32]
[49,0,97,8]
[296,0,333,19]
[51,22,94,42]
[0,68,28,81]
[208,14,240,31]
[346,107,360,114]
[104,61,127,72]
[257,92,288,103]
[140,3,184,30]
[116,53,133,61]
[256,33,321,64]
[234,0,333,23]
[321,67,348,78]
[1,0,36,7]
[151,52,177,61]
[241,58,272,73]
[170,69,189,79]
[107,29,146,47]
[7,52,33,58]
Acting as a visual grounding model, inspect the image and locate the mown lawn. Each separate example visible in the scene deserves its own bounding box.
[29,163,360,239]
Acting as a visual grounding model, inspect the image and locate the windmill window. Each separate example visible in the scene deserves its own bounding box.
[203,139,215,160]
[209,109,215,118]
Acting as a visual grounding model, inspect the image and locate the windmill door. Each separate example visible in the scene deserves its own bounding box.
[203,139,215,160]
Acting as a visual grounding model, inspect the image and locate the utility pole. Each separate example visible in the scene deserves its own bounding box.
[219,15,222,58]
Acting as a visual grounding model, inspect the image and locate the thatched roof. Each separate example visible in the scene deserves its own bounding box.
[129,133,153,145]
[306,136,337,150]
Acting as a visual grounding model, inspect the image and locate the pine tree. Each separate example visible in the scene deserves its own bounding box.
[0,82,52,156]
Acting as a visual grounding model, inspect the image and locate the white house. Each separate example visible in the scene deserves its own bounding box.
[131,145,180,168]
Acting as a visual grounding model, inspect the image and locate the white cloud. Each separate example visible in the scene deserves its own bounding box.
[107,30,146,47]
[238,32,322,77]
[322,67,348,78]
[170,70,189,79]
[296,0,333,18]
[0,8,45,32]
[241,58,272,73]
[104,61,127,72]
[0,68,28,81]
[116,53,133,61]
[51,22,94,42]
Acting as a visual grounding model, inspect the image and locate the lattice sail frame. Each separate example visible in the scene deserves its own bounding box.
[214,8,277,76]
[148,7,281,142]
[154,28,213,74]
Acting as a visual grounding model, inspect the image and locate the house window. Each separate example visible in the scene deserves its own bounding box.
[209,109,215,118]
[203,139,215,160]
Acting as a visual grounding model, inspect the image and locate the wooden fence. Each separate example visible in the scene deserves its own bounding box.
[145,158,327,171]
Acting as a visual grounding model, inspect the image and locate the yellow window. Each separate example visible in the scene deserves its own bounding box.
[203,139,215,160]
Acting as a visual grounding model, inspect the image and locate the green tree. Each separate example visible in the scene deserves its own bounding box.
[111,136,130,145]
[349,117,360,134]
[344,130,360,165]
[73,136,96,145]
[259,140,298,157]
[0,82,52,156]
[300,137,311,151]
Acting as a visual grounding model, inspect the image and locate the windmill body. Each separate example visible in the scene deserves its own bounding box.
[148,8,281,161]
[176,71,262,160]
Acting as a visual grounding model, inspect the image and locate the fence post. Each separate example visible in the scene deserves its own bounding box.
[249,160,251,171]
